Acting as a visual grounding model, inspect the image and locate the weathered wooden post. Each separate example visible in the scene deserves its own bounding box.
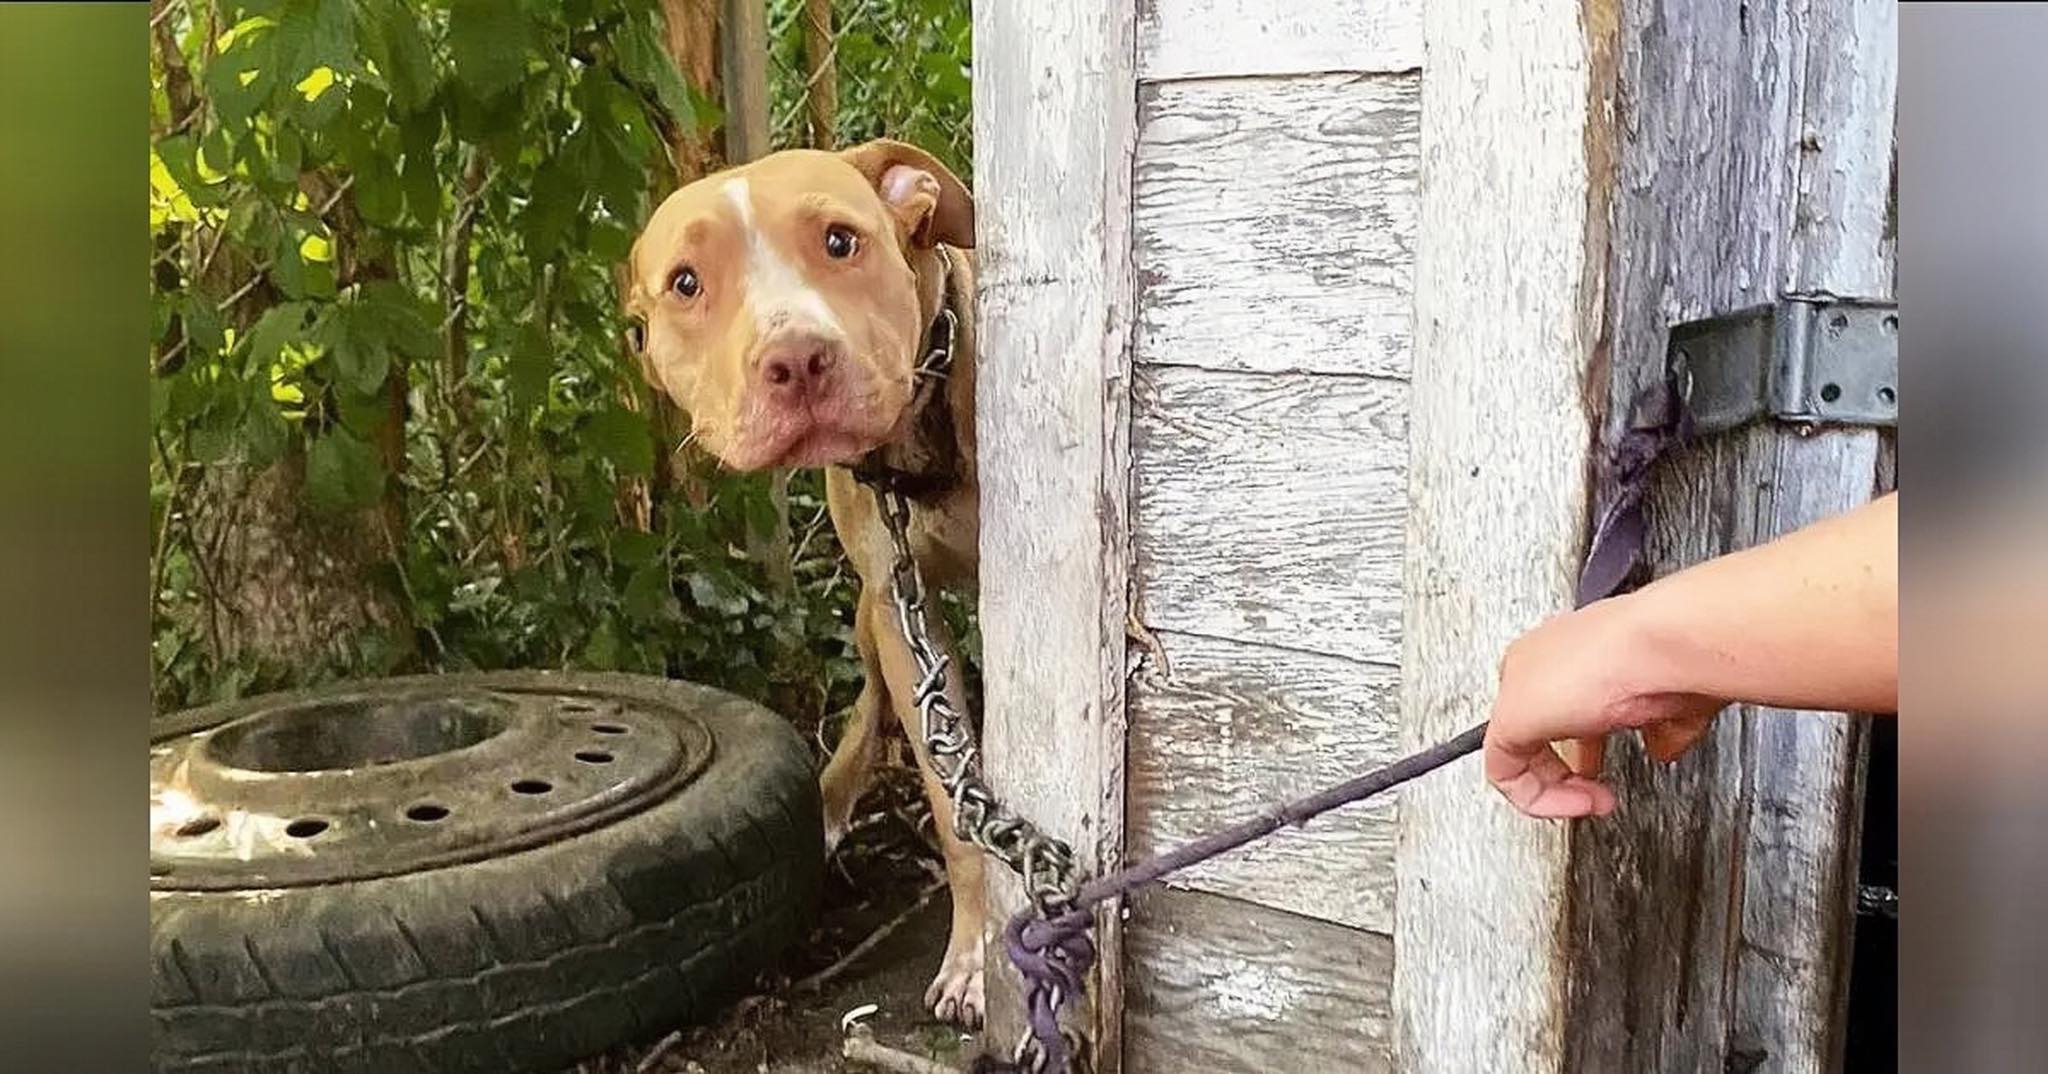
[1394,0,1617,1069]
[1564,2,1897,1071]
[974,3,1137,1069]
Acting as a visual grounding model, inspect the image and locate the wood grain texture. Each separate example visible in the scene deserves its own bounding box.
[1566,1,1895,1071]
[1566,2,1809,1065]
[1125,887,1394,1074]
[1131,364,1408,666]
[1564,426,1774,1074]
[1138,0,1422,82]
[971,3,1137,1068]
[1127,628,1401,932]
[1392,0,1614,1070]
[1727,433,1880,1074]
[1135,74,1420,378]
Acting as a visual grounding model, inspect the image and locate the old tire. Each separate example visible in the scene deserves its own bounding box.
[149,671,822,1074]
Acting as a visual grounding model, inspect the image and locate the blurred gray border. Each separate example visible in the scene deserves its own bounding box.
[1899,3,2048,1071]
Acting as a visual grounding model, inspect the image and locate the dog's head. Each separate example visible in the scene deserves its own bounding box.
[626,140,973,472]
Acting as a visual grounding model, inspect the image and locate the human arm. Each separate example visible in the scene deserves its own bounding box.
[1484,492,1898,818]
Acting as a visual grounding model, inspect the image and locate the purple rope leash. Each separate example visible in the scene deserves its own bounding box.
[985,380,1686,1074]
[994,724,1490,1072]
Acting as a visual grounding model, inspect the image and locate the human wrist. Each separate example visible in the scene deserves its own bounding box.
[1601,584,1723,704]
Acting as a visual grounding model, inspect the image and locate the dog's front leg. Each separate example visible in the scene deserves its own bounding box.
[820,593,891,855]
[867,581,989,1029]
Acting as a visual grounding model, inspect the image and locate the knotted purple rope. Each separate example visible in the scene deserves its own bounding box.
[991,379,1687,1073]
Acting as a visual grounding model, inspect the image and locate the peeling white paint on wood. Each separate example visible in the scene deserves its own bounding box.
[1128,628,1400,932]
[1139,0,1422,82]
[1136,74,1420,378]
[972,2,1137,1067]
[1392,0,1613,1069]
[1131,364,1408,667]
[1126,888,1394,1074]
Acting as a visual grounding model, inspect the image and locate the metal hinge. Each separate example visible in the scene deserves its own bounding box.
[1667,294,1899,435]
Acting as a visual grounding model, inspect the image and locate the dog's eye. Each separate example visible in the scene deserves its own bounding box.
[670,267,700,299]
[823,226,858,260]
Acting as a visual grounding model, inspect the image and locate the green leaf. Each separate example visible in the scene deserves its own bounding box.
[262,5,317,107]
[245,301,311,367]
[623,561,679,621]
[305,0,358,72]
[362,0,437,113]
[353,150,404,226]
[269,125,303,183]
[612,530,664,566]
[616,10,694,130]
[581,617,621,670]
[297,73,348,128]
[305,428,384,514]
[241,392,291,469]
[325,305,390,395]
[187,422,238,466]
[399,111,443,229]
[271,231,333,299]
[335,385,391,438]
[150,377,171,427]
[449,0,530,101]
[508,323,552,409]
[201,124,238,177]
[224,196,278,249]
[161,368,212,426]
[584,405,652,478]
[206,33,275,128]
[180,295,227,356]
[588,219,633,262]
[155,135,223,208]
[519,155,583,263]
[358,281,439,359]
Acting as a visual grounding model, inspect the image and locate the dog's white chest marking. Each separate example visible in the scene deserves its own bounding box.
[722,177,842,338]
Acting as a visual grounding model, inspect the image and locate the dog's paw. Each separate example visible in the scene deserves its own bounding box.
[923,945,985,1029]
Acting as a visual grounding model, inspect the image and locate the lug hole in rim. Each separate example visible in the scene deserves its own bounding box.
[591,723,628,735]
[575,750,615,764]
[406,803,451,823]
[511,779,554,796]
[285,818,330,839]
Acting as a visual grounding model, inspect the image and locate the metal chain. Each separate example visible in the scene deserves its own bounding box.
[854,276,1088,1074]
[866,482,1084,916]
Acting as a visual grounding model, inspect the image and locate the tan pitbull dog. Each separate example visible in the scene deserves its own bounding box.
[626,140,987,1025]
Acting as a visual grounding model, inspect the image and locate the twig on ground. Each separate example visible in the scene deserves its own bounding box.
[842,1026,957,1074]
[793,877,947,994]
[631,1030,685,1074]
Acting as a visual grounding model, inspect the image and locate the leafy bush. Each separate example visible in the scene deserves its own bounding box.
[149,0,972,726]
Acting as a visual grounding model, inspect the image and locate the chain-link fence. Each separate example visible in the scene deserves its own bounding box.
[763,0,972,178]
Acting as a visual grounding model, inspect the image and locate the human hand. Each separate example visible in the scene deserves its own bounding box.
[1482,594,1727,819]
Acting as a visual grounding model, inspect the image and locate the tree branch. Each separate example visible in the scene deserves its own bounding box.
[442,148,488,423]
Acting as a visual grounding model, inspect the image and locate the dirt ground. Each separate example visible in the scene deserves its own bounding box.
[567,754,983,1074]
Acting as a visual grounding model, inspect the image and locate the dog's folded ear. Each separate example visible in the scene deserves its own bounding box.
[839,139,974,250]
